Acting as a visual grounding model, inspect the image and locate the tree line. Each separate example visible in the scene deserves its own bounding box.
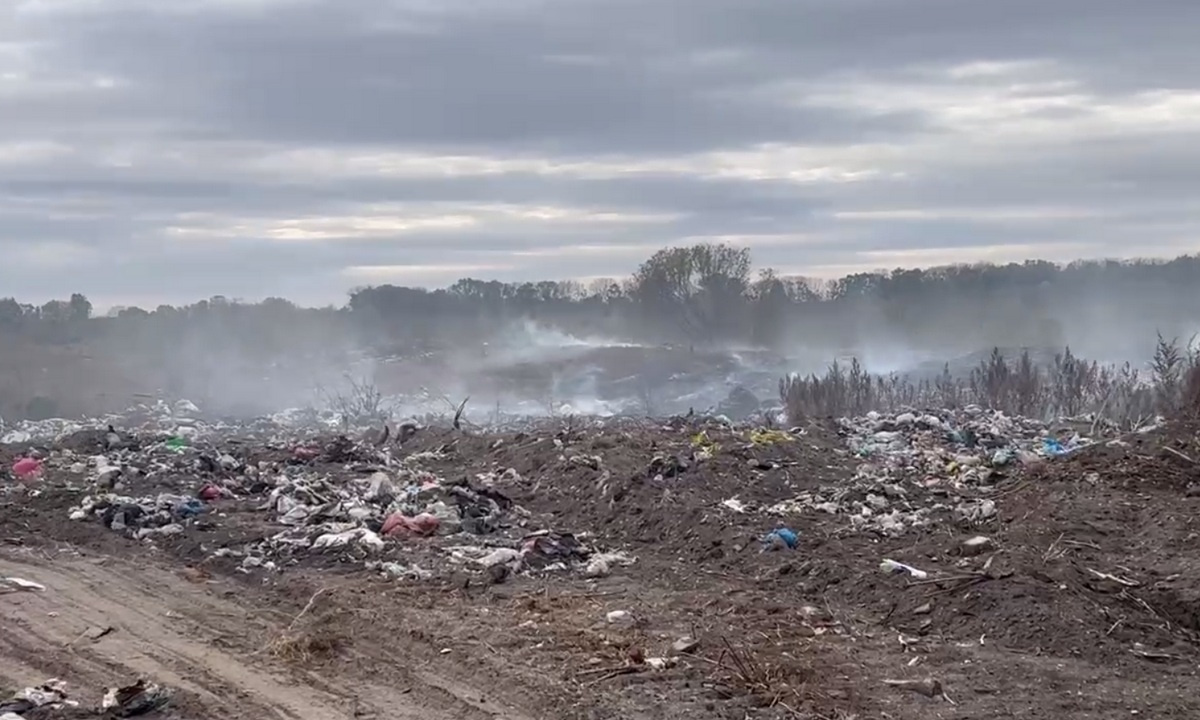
[4,245,1200,358]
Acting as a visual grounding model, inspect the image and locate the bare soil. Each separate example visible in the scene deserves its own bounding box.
[4,421,1200,718]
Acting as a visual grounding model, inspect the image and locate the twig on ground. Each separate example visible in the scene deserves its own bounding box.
[581,666,645,685]
[577,664,639,677]
[907,574,988,587]
[1163,446,1196,464]
[1043,532,1066,563]
[1085,568,1140,587]
[453,396,469,430]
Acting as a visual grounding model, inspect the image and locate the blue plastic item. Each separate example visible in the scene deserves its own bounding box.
[765,527,798,549]
[1043,437,1066,456]
[175,499,206,519]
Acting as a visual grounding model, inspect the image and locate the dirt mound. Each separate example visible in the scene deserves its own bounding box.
[807,422,1200,677]
[1029,421,1200,491]
[394,421,851,567]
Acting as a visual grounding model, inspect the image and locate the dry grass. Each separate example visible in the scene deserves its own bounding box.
[261,587,345,666]
[266,625,344,664]
[781,337,1200,427]
[709,636,813,709]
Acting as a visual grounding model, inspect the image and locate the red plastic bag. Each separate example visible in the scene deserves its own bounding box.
[381,512,440,537]
[11,457,42,483]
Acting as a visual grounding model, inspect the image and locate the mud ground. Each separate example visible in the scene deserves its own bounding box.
[4,421,1200,718]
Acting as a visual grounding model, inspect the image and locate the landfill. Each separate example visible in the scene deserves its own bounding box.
[3,398,1199,719]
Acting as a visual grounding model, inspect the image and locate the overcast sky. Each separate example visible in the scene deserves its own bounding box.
[3,0,1199,309]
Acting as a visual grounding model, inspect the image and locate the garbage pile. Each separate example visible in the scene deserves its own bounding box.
[765,407,1096,536]
[24,425,634,583]
[0,400,207,446]
[0,397,403,448]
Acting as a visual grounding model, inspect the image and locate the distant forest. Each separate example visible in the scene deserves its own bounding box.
[4,245,1200,422]
[4,245,1200,362]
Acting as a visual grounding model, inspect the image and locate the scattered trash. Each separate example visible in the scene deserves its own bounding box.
[672,636,700,654]
[720,497,747,513]
[39,417,622,583]
[164,436,189,452]
[312,528,385,552]
[0,577,46,593]
[758,406,1095,537]
[644,656,678,671]
[0,680,74,714]
[581,551,635,579]
[606,610,634,625]
[749,428,792,446]
[11,457,42,482]
[880,559,929,580]
[478,548,521,569]
[959,536,995,557]
[382,511,437,537]
[197,483,223,501]
[763,527,798,550]
[101,679,173,717]
[583,555,613,578]
[1042,437,1067,456]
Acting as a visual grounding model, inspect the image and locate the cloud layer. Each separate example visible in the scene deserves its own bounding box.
[3,0,1199,308]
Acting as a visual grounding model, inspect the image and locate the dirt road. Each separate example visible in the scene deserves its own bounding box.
[0,550,531,719]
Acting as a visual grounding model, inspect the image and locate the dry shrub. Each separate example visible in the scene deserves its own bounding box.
[710,637,814,714]
[704,636,861,719]
[262,588,346,666]
[781,338,1200,427]
[318,374,390,429]
[266,617,344,665]
[1182,362,1200,419]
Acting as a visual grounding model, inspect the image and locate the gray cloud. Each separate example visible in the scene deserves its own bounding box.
[2,0,1199,308]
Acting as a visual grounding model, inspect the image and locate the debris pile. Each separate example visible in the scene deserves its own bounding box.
[0,397,393,449]
[765,407,1097,535]
[0,680,75,717]
[0,679,171,719]
[33,425,634,583]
